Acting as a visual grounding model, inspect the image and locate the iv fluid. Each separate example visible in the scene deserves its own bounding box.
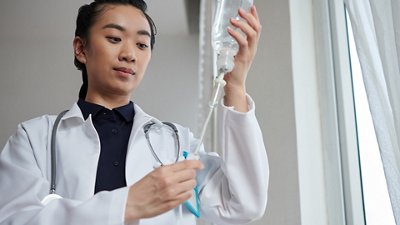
[212,0,253,74]
[196,0,253,155]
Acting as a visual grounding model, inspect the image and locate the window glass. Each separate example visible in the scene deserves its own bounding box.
[346,11,396,225]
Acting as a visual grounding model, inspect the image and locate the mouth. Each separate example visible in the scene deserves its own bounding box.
[114,67,135,76]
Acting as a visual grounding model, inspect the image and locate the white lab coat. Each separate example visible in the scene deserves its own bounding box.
[0,95,268,225]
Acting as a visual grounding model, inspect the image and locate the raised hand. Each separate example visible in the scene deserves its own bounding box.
[224,5,262,112]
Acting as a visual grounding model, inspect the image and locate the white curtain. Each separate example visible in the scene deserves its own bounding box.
[197,0,217,153]
[344,0,400,223]
[197,0,215,224]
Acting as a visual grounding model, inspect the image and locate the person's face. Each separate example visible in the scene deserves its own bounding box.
[74,4,152,100]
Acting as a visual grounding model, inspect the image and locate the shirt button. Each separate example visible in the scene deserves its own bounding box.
[111,128,118,134]
[113,161,119,167]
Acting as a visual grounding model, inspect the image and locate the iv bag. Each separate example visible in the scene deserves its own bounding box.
[212,0,253,74]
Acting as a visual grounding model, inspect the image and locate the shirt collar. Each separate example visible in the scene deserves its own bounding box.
[77,99,135,122]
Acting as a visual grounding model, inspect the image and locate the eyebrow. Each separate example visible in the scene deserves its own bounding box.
[102,23,151,38]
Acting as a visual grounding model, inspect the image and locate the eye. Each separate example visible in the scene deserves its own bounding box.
[137,43,149,50]
[106,36,121,44]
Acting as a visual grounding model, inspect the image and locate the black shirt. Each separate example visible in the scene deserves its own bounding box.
[77,99,135,193]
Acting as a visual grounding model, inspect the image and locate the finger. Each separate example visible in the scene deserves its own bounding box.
[172,168,198,183]
[157,167,197,186]
[175,179,197,195]
[158,198,185,213]
[175,189,193,202]
[230,18,257,40]
[251,5,260,23]
[162,179,197,200]
[229,15,260,56]
[168,160,204,172]
[238,8,262,34]
[159,190,193,212]
[236,11,261,49]
[152,162,199,188]
[227,25,249,51]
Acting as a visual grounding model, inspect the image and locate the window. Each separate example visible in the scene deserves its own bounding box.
[346,11,396,225]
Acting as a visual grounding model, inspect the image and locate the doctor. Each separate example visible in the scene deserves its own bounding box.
[0,0,268,224]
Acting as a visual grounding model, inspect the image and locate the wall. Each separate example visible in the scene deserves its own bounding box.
[134,34,199,130]
[247,0,301,224]
[0,0,308,224]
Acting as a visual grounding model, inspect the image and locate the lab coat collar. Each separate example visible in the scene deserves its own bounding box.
[61,103,86,122]
[128,103,162,142]
[55,102,162,129]
[55,102,164,152]
[133,103,154,123]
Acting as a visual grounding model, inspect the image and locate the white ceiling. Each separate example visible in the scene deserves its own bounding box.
[0,0,190,40]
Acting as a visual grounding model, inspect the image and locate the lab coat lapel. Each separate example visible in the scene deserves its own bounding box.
[55,104,101,200]
[125,104,155,185]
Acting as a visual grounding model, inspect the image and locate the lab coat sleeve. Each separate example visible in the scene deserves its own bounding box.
[0,123,130,225]
[197,94,269,225]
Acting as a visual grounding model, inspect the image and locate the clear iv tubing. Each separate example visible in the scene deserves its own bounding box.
[194,72,226,154]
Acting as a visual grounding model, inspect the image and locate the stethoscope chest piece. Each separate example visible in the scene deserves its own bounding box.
[41,193,63,205]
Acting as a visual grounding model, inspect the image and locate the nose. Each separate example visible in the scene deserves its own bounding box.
[119,42,136,62]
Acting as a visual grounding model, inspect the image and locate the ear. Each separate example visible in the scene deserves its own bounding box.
[73,37,87,64]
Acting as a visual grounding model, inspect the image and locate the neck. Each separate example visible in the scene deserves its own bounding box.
[85,93,131,109]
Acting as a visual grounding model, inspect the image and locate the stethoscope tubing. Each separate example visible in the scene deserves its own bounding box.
[143,121,181,166]
[50,110,69,194]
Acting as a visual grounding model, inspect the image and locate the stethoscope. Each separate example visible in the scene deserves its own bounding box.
[144,121,200,217]
[42,111,199,217]
[43,112,181,204]
[143,121,181,166]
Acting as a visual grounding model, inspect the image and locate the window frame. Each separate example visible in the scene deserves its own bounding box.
[312,0,366,224]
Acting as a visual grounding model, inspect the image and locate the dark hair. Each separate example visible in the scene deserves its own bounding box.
[74,0,157,99]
